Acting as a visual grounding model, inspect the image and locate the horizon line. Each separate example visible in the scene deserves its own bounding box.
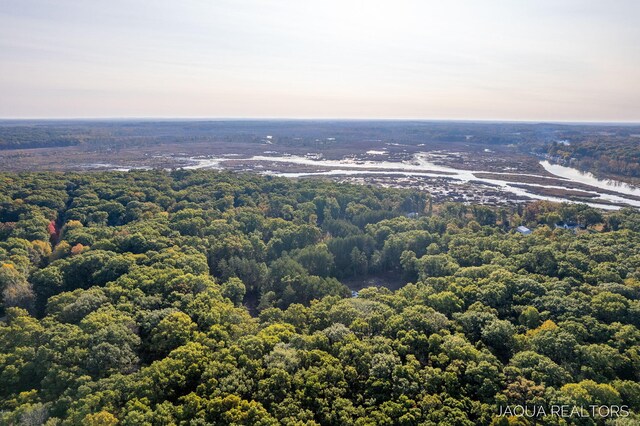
[1,117,640,125]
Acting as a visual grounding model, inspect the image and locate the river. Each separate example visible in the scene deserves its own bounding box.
[181,153,640,210]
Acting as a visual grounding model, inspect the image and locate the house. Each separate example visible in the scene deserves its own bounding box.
[555,221,579,231]
[516,226,532,235]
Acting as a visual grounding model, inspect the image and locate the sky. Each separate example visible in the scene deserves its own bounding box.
[1,0,639,121]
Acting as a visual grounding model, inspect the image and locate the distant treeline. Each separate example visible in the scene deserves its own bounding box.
[4,120,640,151]
[0,126,84,149]
[545,138,640,180]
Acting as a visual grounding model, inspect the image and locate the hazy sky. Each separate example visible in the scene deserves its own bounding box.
[1,0,639,120]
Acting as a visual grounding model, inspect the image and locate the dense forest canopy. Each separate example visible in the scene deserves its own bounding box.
[0,170,639,425]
